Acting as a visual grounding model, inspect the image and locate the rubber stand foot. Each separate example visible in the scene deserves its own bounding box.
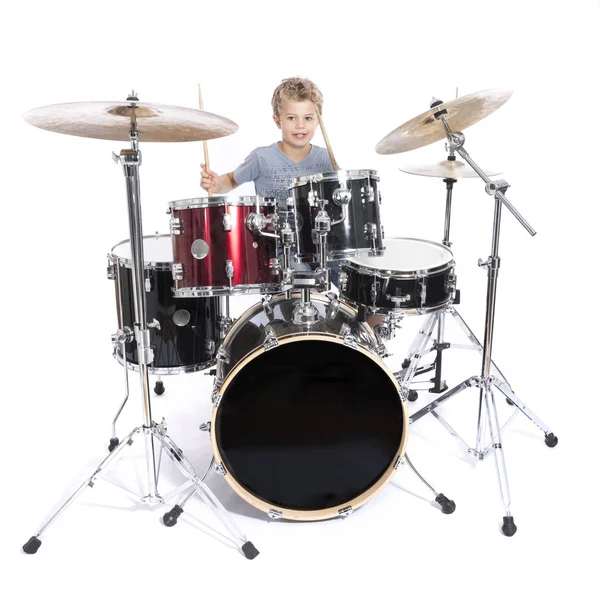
[407,389,418,402]
[23,536,42,554]
[162,505,183,527]
[108,437,119,452]
[501,516,517,536]
[154,381,165,395]
[242,541,259,560]
[435,494,456,515]
[545,433,558,448]
[402,358,411,369]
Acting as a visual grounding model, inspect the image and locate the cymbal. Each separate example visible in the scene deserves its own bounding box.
[398,159,501,179]
[375,89,512,154]
[23,100,238,142]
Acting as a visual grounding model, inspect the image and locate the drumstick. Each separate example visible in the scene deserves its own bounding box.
[317,110,340,171]
[198,83,212,197]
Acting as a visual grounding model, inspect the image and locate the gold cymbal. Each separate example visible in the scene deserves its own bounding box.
[375,89,512,154]
[23,100,238,142]
[398,159,501,179]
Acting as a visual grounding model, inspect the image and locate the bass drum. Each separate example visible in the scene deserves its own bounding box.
[210,293,408,521]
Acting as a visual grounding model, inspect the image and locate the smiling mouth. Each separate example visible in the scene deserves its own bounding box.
[293,133,307,138]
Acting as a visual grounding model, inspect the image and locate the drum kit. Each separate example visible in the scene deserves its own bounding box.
[21,87,557,558]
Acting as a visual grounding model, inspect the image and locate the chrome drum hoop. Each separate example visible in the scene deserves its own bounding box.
[290,169,380,188]
[168,195,277,211]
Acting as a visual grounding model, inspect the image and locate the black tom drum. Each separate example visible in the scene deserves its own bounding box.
[108,235,222,374]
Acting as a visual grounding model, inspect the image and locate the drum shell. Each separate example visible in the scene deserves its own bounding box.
[109,236,221,374]
[340,261,454,314]
[214,293,380,385]
[289,171,384,262]
[170,197,282,296]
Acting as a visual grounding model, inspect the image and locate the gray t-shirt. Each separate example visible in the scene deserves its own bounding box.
[233,143,333,205]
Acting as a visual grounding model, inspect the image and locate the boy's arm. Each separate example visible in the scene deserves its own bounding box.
[201,165,240,194]
[217,172,240,193]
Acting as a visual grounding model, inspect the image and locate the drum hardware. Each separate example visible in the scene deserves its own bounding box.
[377,90,558,536]
[22,94,258,559]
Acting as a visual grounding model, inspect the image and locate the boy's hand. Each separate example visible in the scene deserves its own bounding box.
[201,163,219,192]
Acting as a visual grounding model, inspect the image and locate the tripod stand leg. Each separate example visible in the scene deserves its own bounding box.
[401,312,438,369]
[403,454,456,514]
[483,385,517,536]
[163,457,215,527]
[153,428,259,559]
[493,379,558,447]
[22,427,140,554]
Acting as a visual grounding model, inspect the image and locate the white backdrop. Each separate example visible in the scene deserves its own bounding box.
[2,1,599,598]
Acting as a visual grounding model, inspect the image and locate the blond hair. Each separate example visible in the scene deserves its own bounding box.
[271,77,324,117]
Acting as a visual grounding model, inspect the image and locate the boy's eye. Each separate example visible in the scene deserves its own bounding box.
[287,116,295,120]
[305,116,313,121]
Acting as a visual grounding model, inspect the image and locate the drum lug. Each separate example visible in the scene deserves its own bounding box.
[106,263,117,280]
[364,222,378,244]
[217,347,231,364]
[211,388,222,407]
[225,260,234,280]
[325,292,340,319]
[394,456,405,470]
[205,339,216,356]
[215,462,227,476]
[262,295,274,316]
[338,506,353,518]
[172,263,183,281]
[361,185,375,203]
[263,326,279,351]
[218,316,234,336]
[418,270,428,306]
[340,323,358,350]
[338,268,348,292]
[199,421,211,433]
[169,217,181,235]
[223,213,232,232]
[307,189,320,207]
[445,270,457,294]
[268,509,283,520]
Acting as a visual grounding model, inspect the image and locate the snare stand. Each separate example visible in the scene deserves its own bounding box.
[22,95,258,559]
[400,101,558,536]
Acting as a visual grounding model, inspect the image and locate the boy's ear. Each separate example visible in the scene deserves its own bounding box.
[273,113,281,129]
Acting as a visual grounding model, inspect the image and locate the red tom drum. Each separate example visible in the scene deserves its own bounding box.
[168,196,286,297]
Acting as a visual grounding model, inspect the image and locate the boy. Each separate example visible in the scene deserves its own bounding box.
[201,76,333,204]
[200,76,339,284]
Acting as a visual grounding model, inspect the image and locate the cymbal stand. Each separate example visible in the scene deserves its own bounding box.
[22,94,258,559]
[400,100,558,536]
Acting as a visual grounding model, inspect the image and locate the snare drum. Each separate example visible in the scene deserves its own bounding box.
[210,292,407,521]
[108,235,222,374]
[289,170,384,262]
[339,238,456,314]
[168,196,284,297]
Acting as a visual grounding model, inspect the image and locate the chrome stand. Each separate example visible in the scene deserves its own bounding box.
[22,95,258,559]
[398,101,558,536]
[401,454,456,514]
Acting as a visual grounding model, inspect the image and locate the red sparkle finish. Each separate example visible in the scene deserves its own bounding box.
[172,200,278,290]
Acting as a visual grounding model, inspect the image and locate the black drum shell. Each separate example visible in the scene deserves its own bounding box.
[289,171,384,262]
[114,264,221,371]
[340,262,454,313]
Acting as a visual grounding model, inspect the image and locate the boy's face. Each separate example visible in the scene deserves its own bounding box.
[273,99,318,149]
